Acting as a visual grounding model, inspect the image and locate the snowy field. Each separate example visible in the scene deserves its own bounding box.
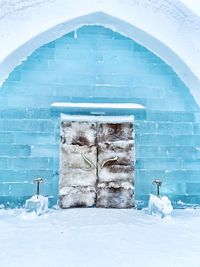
[0,208,200,267]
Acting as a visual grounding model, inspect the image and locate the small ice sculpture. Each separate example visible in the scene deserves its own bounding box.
[148,179,173,218]
[25,195,48,215]
[148,194,173,218]
[25,177,48,215]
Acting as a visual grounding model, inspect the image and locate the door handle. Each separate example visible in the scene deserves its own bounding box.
[101,156,118,169]
[81,153,96,171]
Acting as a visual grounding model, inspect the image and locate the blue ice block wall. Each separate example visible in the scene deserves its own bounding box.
[0,25,200,208]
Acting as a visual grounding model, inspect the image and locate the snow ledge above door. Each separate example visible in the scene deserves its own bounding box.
[61,114,134,123]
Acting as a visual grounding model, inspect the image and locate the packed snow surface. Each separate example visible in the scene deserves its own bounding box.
[0,208,200,267]
[61,114,135,123]
[52,103,145,109]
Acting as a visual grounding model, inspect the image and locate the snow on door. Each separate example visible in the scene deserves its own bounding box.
[59,115,134,209]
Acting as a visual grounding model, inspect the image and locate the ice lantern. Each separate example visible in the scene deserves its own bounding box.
[25,177,48,215]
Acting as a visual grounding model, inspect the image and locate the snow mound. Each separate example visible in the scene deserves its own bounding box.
[148,194,173,218]
[25,195,48,216]
[1,208,200,267]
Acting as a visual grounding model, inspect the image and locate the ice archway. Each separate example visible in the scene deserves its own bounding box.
[0,0,200,104]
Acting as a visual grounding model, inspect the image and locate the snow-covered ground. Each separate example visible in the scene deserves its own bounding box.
[0,208,200,267]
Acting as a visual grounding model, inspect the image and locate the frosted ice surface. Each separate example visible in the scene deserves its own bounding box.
[25,195,48,215]
[148,194,173,218]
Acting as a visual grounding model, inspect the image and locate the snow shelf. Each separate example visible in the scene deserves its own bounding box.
[61,114,134,123]
[51,102,145,109]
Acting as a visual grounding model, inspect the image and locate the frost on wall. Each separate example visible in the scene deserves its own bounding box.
[59,116,134,209]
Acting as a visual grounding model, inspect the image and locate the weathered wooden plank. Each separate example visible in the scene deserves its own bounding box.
[98,141,134,165]
[96,121,134,208]
[61,121,97,146]
[59,121,97,208]
[98,166,134,183]
[97,122,134,143]
[61,144,97,170]
[60,145,97,186]
[96,181,134,208]
[59,186,96,208]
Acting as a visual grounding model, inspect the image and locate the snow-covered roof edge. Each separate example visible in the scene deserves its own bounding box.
[60,114,134,123]
[0,0,200,106]
[51,103,145,109]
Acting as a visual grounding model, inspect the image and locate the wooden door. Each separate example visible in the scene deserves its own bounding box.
[96,122,134,208]
[59,121,97,208]
[59,116,134,209]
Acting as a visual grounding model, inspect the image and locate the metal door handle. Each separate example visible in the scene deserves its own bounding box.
[101,156,118,169]
[81,153,96,171]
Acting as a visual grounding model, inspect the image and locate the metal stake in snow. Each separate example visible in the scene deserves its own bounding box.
[34,178,43,199]
[152,179,162,196]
